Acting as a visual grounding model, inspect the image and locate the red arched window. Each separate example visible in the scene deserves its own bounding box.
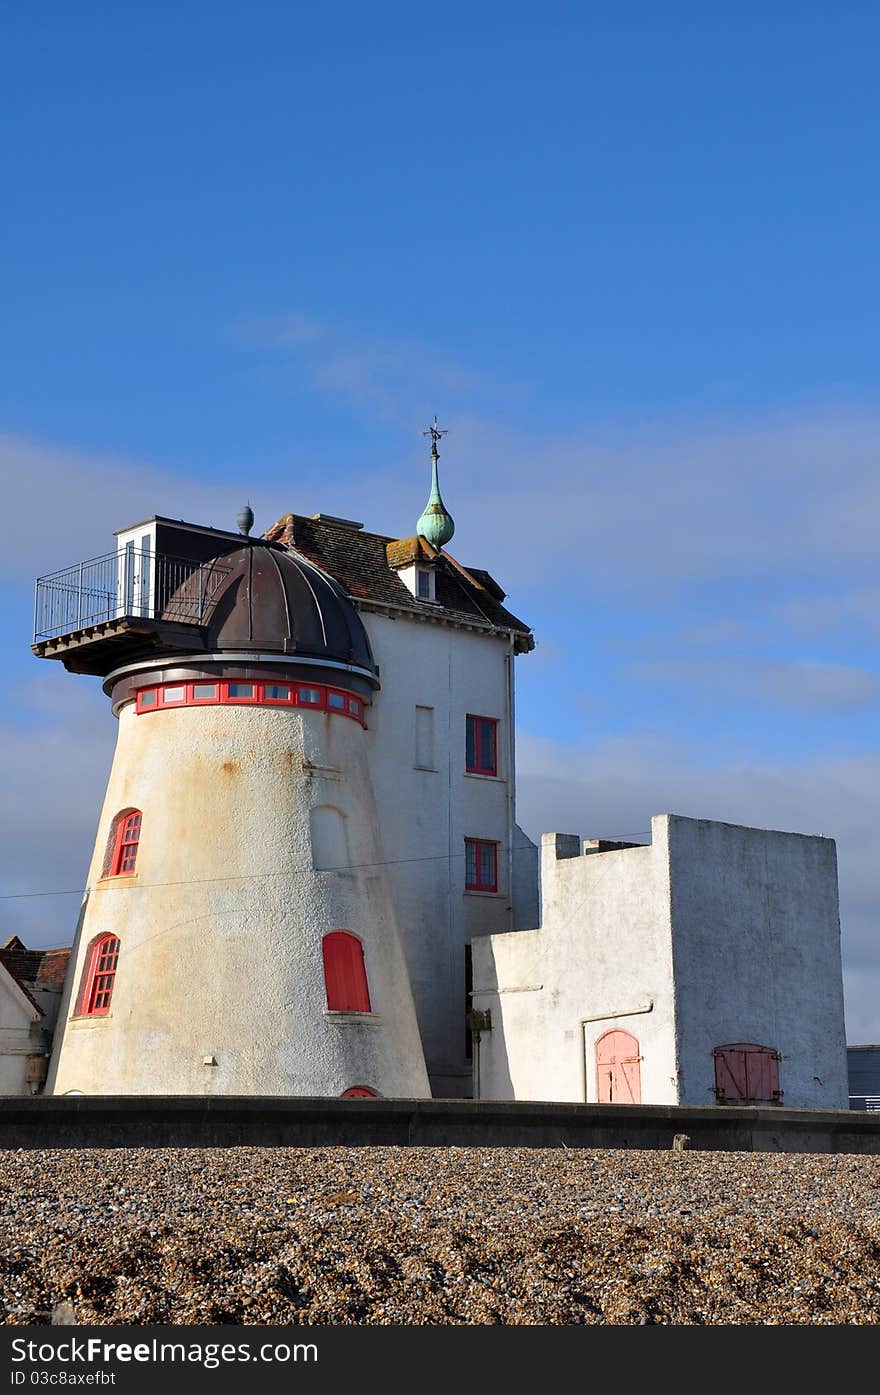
[78,935,120,1016]
[713,1043,781,1104]
[322,932,371,1012]
[108,810,142,876]
[340,1087,378,1098]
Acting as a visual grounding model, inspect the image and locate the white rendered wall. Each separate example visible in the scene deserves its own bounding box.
[666,816,849,1109]
[472,814,849,1109]
[0,974,41,1096]
[360,612,532,1096]
[48,697,430,1099]
[471,829,678,1102]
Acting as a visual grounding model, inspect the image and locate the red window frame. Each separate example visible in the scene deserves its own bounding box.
[465,838,498,892]
[135,680,365,725]
[109,810,141,877]
[222,681,257,704]
[466,714,498,776]
[322,931,372,1013]
[158,683,187,707]
[79,934,120,1016]
[190,681,220,705]
[262,682,293,705]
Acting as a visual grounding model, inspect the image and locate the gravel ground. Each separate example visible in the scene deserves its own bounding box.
[0,1147,879,1325]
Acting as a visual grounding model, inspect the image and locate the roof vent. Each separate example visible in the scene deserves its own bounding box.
[309,514,364,531]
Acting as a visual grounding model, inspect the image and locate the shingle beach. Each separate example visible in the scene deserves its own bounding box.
[1,1147,879,1325]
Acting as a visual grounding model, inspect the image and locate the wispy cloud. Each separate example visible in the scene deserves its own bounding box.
[626,656,880,713]
[233,310,493,424]
[774,585,880,640]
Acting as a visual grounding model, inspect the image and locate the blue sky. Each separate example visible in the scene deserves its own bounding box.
[2,4,878,1037]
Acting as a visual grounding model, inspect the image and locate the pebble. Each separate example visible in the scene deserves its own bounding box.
[0,1147,877,1325]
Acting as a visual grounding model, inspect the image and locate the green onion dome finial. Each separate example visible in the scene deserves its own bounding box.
[417,417,455,549]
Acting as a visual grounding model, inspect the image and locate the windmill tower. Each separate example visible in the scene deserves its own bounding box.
[35,511,430,1098]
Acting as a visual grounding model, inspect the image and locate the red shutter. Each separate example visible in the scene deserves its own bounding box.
[322,932,371,1012]
[714,1044,780,1103]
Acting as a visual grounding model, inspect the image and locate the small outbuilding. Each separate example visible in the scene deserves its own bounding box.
[471,814,849,1110]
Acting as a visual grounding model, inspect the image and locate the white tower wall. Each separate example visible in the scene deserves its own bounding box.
[360,612,535,1096]
[48,694,430,1098]
[472,815,848,1109]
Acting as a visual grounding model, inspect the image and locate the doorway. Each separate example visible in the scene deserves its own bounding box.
[595,1029,642,1103]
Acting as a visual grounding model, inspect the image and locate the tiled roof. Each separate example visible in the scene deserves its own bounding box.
[264,514,534,651]
[0,945,72,996]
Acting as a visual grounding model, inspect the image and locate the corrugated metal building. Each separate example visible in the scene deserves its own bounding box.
[848,1045,880,1111]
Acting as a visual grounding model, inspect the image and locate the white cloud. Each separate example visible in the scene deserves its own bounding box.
[233,311,490,426]
[626,656,880,712]
[775,585,880,640]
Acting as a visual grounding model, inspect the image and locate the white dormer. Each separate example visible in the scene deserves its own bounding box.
[397,563,437,603]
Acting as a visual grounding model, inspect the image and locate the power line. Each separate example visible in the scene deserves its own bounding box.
[0,834,651,903]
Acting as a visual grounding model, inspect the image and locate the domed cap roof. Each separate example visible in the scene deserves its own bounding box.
[164,542,378,678]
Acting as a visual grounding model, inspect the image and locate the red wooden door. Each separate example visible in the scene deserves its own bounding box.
[595,1030,642,1104]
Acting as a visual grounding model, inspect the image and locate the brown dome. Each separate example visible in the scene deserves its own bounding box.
[162,542,377,678]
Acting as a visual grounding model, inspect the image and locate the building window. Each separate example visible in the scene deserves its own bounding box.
[310,805,349,873]
[322,931,371,1012]
[109,810,142,877]
[79,935,120,1016]
[134,680,367,725]
[466,715,498,776]
[340,1086,378,1098]
[415,705,435,769]
[713,1044,782,1104]
[416,569,432,600]
[465,838,498,892]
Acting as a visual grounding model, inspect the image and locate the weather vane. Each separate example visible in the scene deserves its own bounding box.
[421,415,449,455]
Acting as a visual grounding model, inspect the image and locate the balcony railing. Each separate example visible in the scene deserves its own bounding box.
[34,549,231,643]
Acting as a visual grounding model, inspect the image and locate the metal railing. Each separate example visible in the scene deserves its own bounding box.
[33,549,230,643]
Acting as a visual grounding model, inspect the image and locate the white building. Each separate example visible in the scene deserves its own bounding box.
[0,939,70,1095]
[471,816,849,1109]
[28,439,850,1108]
[34,444,536,1098]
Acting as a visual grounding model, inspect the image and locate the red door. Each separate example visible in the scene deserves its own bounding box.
[596,1030,642,1104]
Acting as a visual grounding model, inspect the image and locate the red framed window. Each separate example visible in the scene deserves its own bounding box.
[465,838,498,892]
[466,715,498,775]
[322,931,372,1012]
[713,1043,782,1104]
[109,810,142,876]
[80,934,120,1016]
[135,680,366,725]
[340,1086,378,1098]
